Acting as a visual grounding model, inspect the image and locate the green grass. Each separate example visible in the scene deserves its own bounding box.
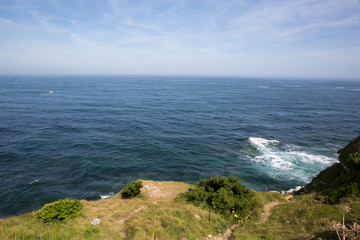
[1,180,360,240]
[252,191,287,217]
[125,200,229,240]
[231,193,360,240]
[0,180,229,240]
[0,212,112,240]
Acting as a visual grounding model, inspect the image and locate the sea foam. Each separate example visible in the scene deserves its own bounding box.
[249,137,292,170]
[248,137,337,182]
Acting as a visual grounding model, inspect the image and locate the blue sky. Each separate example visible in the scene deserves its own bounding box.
[0,0,360,78]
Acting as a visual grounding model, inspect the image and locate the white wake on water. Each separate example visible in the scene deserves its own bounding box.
[248,137,338,182]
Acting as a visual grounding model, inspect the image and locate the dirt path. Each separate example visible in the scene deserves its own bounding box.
[260,194,293,223]
[204,195,293,240]
[260,201,281,223]
[94,182,293,240]
[116,181,191,238]
[203,224,239,240]
[117,206,146,238]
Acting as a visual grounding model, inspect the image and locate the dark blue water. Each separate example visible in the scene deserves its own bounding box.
[1,75,359,217]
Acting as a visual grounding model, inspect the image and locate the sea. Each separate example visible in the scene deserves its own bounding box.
[0,75,359,217]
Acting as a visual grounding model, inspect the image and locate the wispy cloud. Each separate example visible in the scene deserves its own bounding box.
[229,0,360,43]
[0,0,359,77]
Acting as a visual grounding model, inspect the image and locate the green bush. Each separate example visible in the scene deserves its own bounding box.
[338,135,360,171]
[121,180,143,199]
[307,136,360,204]
[338,149,360,171]
[319,182,359,204]
[179,176,257,220]
[35,198,83,223]
[349,152,360,167]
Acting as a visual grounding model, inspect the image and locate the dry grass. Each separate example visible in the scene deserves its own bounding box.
[231,193,360,240]
[80,180,193,239]
[0,180,228,240]
[2,180,358,240]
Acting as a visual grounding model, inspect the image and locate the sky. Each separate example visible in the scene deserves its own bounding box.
[0,0,360,78]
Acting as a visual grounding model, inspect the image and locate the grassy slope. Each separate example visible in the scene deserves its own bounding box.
[0,180,230,240]
[1,181,359,240]
[231,193,360,240]
[232,155,360,240]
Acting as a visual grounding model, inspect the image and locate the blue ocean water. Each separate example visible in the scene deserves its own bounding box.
[0,75,359,217]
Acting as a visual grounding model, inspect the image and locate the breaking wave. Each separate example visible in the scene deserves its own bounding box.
[248,137,337,182]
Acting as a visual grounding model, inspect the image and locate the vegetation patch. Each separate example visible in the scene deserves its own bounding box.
[125,202,229,240]
[338,135,360,171]
[231,193,360,240]
[34,198,82,223]
[300,136,360,204]
[121,180,143,199]
[179,176,257,221]
[339,149,360,171]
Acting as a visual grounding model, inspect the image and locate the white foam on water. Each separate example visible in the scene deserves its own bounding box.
[283,85,301,88]
[249,137,292,170]
[30,179,39,185]
[248,137,338,182]
[100,192,114,199]
[249,137,279,147]
[287,150,333,165]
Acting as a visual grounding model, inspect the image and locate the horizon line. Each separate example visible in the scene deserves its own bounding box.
[0,73,359,81]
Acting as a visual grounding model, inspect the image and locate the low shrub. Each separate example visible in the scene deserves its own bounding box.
[179,176,257,221]
[317,182,359,204]
[349,152,360,168]
[121,180,143,199]
[305,136,360,204]
[338,135,360,171]
[339,149,360,171]
[34,198,82,223]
